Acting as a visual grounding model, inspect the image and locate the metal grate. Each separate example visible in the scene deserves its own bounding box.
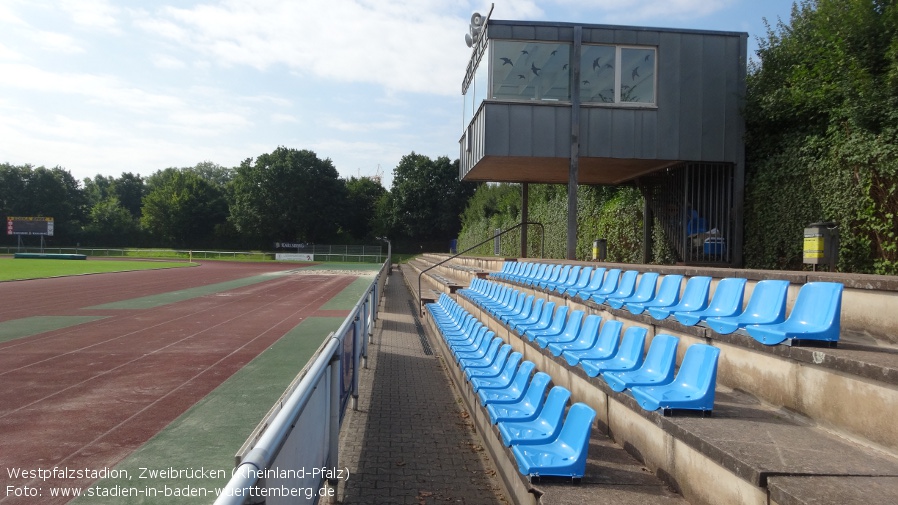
[406,300,434,355]
[649,162,734,264]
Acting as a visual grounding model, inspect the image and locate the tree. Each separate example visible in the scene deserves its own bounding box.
[141,169,228,247]
[744,0,898,273]
[1,164,86,244]
[83,196,139,246]
[229,147,347,246]
[389,153,479,244]
[344,176,386,241]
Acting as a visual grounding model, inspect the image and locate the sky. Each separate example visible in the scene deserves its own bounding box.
[0,0,796,189]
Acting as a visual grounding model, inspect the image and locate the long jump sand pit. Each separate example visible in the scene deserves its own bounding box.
[0,261,375,504]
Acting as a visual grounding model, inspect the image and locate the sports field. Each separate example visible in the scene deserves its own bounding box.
[0,260,377,504]
[0,257,196,282]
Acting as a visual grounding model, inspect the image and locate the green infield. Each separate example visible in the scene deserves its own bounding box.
[0,257,196,281]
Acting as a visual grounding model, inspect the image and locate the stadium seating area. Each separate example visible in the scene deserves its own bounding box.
[407,254,898,505]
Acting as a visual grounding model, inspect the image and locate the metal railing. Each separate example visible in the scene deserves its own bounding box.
[0,246,387,263]
[213,259,389,505]
[417,222,544,314]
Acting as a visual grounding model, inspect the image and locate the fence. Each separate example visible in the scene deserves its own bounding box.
[0,246,387,263]
[213,259,389,505]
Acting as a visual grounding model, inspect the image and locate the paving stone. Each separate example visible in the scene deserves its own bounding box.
[337,271,508,505]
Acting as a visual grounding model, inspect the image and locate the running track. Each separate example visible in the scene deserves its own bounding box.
[0,262,358,504]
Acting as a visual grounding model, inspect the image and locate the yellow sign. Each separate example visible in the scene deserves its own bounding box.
[803,236,824,259]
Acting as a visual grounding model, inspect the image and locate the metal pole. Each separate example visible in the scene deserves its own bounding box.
[567,26,582,261]
[521,183,529,258]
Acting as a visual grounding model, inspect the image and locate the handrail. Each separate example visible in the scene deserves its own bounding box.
[417,221,544,314]
[214,258,389,504]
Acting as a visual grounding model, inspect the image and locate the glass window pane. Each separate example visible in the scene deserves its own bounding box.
[621,47,655,103]
[491,40,570,101]
[580,45,616,103]
[473,58,487,111]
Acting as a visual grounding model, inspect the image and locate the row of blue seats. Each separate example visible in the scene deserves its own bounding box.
[427,293,595,480]
[462,279,720,413]
[491,261,844,346]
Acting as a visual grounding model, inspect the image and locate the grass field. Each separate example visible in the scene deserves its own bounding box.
[0,257,196,281]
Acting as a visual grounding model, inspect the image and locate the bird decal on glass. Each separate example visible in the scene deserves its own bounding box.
[563,63,568,70]
[582,80,590,84]
[531,63,541,76]
[551,50,558,56]
[604,63,613,70]
[592,57,601,71]
[500,57,513,66]
[521,50,529,55]
[632,66,640,80]
[517,74,526,79]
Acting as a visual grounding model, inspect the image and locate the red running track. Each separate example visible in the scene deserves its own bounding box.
[0,262,357,504]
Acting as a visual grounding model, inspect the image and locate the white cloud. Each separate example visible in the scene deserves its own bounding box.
[549,0,735,24]
[29,29,85,54]
[151,54,187,69]
[58,0,121,33]
[326,118,406,133]
[134,0,474,96]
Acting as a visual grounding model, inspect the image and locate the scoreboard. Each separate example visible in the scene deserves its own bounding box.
[6,217,54,236]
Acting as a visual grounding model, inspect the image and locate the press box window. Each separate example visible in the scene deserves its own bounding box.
[581,45,656,105]
[490,40,571,102]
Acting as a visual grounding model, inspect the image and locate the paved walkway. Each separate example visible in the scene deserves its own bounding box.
[337,267,508,505]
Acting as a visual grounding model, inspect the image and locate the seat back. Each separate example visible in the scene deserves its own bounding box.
[529,301,557,328]
[609,271,658,309]
[521,372,552,408]
[594,268,622,296]
[678,276,712,310]
[743,279,790,321]
[544,305,570,333]
[614,326,648,367]
[556,403,597,465]
[510,298,544,328]
[538,386,572,424]
[578,267,607,293]
[671,344,721,402]
[570,266,594,291]
[706,277,747,315]
[575,314,602,346]
[633,272,659,300]
[788,282,844,332]
[611,270,640,299]
[642,334,680,380]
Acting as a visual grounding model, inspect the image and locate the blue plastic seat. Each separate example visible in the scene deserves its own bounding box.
[583,268,621,302]
[594,269,638,305]
[447,326,489,355]
[674,277,747,326]
[547,265,581,293]
[511,403,596,479]
[499,295,535,325]
[516,263,542,284]
[470,352,524,390]
[532,264,561,287]
[454,335,500,365]
[498,386,570,446]
[522,305,569,341]
[479,362,540,407]
[462,343,512,377]
[630,344,720,413]
[513,301,556,334]
[485,371,551,418]
[562,320,623,366]
[648,276,712,320]
[507,298,545,330]
[603,334,680,392]
[540,265,570,290]
[704,279,789,334]
[626,274,684,315]
[534,310,585,348]
[546,314,602,357]
[561,266,594,296]
[579,327,647,377]
[493,292,527,320]
[746,282,843,345]
[567,267,607,298]
[607,272,659,310]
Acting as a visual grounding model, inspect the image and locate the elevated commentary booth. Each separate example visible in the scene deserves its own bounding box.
[459,13,748,265]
